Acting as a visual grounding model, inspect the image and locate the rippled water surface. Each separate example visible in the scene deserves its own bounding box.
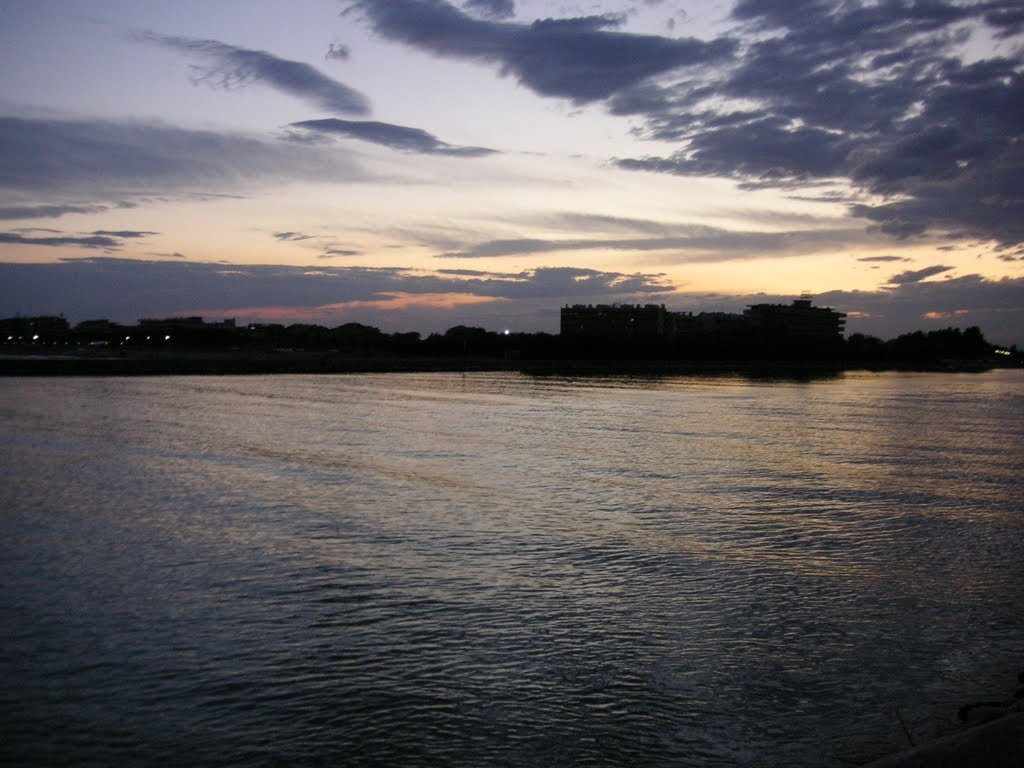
[2,370,1022,767]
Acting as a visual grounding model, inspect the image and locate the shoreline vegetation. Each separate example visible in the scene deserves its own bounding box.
[1,315,1020,376]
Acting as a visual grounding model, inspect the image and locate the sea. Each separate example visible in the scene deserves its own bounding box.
[1,369,1022,767]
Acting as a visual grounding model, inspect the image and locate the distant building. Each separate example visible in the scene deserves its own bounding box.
[743,295,846,340]
[560,304,671,338]
[138,317,236,331]
[686,311,751,336]
[1,315,69,341]
[74,319,118,333]
[139,316,204,328]
[560,296,845,345]
[246,323,285,335]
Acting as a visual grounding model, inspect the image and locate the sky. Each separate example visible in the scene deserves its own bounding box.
[1,0,1022,346]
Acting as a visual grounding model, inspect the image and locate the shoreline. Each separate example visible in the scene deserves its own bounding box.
[859,667,1024,767]
[0,350,1008,377]
[863,705,1024,767]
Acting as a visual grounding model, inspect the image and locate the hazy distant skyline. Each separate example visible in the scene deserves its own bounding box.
[1,0,1022,345]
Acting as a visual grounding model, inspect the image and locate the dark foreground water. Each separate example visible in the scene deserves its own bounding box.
[1,370,1022,767]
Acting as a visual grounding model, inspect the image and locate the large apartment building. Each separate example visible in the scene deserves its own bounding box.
[561,296,846,341]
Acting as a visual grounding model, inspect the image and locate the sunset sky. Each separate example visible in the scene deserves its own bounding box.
[1,0,1022,345]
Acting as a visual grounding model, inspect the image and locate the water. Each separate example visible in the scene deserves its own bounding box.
[1,370,1022,767]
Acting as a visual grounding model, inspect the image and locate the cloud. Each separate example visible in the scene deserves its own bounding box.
[437,267,523,278]
[349,0,735,103]
[346,2,1024,246]
[273,231,316,241]
[0,228,155,250]
[604,1,1024,247]
[533,212,681,236]
[136,31,370,115]
[885,265,955,285]
[857,255,910,263]
[91,230,157,238]
[290,118,497,156]
[325,43,351,60]
[0,232,123,249]
[436,223,872,261]
[462,0,514,20]
[320,248,361,258]
[0,116,364,200]
[0,203,118,221]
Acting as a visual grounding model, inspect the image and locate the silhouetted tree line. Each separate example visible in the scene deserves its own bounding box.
[2,315,1018,368]
[844,326,997,364]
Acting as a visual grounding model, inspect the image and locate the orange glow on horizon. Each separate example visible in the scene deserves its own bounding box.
[193,292,505,325]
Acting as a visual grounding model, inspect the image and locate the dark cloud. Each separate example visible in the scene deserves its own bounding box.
[0,203,114,220]
[0,116,363,199]
[617,118,852,181]
[290,118,497,156]
[0,232,123,249]
[886,265,955,285]
[349,0,734,103]
[273,231,316,241]
[985,6,1024,37]
[436,267,523,278]
[319,248,361,258]
[325,43,351,60]
[349,2,1024,245]
[462,0,514,20]
[605,1,1024,246]
[91,230,157,238]
[136,32,370,115]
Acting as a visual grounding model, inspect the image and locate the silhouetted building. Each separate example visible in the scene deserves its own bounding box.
[561,297,845,345]
[561,304,671,338]
[743,295,846,341]
[74,319,117,333]
[139,317,236,330]
[1,315,69,341]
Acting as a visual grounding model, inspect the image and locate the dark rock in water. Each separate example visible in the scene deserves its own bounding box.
[1013,685,1024,700]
